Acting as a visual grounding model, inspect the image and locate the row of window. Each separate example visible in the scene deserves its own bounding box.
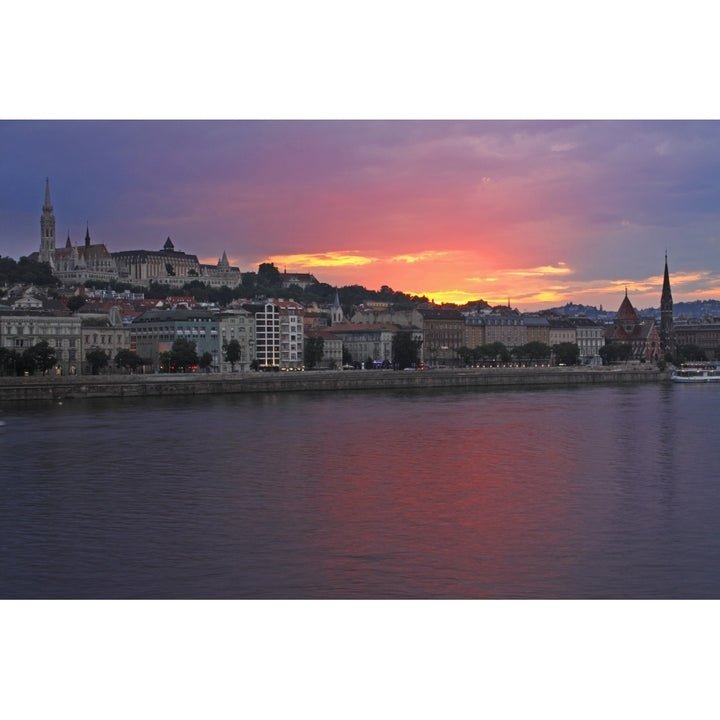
[4,325,76,335]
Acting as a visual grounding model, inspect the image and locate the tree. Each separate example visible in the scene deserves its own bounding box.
[392,331,423,369]
[599,342,632,365]
[257,262,282,290]
[514,341,552,361]
[114,349,145,373]
[169,338,199,372]
[475,342,510,365]
[223,339,241,371]
[199,351,214,373]
[29,341,56,374]
[86,347,110,375]
[0,348,19,376]
[0,256,59,287]
[66,295,87,312]
[552,342,580,366]
[159,350,172,373]
[304,337,324,369]
[456,346,479,366]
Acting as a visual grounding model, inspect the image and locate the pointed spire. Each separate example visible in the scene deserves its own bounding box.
[85,223,91,248]
[662,252,672,301]
[43,177,53,210]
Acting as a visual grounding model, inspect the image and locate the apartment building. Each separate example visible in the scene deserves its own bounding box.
[242,300,304,370]
[0,311,83,375]
[418,307,465,366]
[131,308,221,370]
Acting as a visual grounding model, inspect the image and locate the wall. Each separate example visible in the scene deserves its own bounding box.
[0,366,669,403]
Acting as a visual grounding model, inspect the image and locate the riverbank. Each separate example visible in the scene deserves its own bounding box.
[0,366,670,403]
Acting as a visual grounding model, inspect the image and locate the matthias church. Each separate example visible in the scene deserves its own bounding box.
[34,178,241,288]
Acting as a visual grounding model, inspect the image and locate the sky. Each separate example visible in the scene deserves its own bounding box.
[3,120,720,311]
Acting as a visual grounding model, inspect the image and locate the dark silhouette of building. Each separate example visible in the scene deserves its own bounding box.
[660,252,675,359]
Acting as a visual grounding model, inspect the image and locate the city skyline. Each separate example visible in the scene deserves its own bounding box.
[3,121,720,311]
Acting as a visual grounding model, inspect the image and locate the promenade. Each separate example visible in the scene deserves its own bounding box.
[0,365,669,403]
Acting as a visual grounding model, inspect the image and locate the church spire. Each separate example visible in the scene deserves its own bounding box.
[330,288,344,325]
[660,251,674,359]
[44,177,53,210]
[39,178,56,265]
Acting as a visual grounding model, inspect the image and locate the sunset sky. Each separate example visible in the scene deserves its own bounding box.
[3,120,720,311]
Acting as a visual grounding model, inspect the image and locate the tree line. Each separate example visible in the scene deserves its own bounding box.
[456,341,580,366]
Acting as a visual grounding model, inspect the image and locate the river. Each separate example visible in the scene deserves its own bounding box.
[2,382,719,598]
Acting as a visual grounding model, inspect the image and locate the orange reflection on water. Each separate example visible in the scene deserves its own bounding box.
[309,401,581,598]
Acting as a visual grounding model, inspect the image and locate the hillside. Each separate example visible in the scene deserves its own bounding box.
[546,299,720,321]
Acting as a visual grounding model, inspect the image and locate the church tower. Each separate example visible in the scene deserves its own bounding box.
[39,177,56,266]
[660,252,675,359]
[330,289,344,325]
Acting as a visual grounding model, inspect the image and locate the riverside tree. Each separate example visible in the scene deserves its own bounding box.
[304,337,324,369]
[599,342,632,365]
[169,338,199,372]
[199,352,214,373]
[392,331,423,369]
[223,339,241,371]
[86,347,110,375]
[114,349,145,373]
[513,341,552,362]
[552,342,580,366]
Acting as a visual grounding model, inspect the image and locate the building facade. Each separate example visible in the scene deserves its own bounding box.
[327,323,419,367]
[242,300,305,370]
[605,292,661,362]
[114,240,242,289]
[80,306,133,373]
[570,318,604,365]
[674,320,720,360]
[418,307,465,366]
[131,308,221,370]
[0,311,83,375]
[218,309,256,372]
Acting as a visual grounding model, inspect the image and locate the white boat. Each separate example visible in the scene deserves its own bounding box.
[671,362,720,383]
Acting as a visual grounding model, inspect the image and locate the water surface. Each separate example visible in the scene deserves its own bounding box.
[2,383,719,598]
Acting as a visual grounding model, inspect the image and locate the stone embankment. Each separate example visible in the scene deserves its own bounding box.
[0,366,670,403]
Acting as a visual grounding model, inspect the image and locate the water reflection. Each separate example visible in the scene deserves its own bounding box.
[2,384,720,597]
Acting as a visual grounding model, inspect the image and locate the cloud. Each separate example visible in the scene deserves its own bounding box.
[263,251,378,269]
[550,142,577,152]
[505,263,572,277]
[390,250,451,264]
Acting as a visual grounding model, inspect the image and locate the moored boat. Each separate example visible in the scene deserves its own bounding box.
[671,362,720,383]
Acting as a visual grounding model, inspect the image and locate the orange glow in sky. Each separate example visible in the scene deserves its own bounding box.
[6,120,720,312]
